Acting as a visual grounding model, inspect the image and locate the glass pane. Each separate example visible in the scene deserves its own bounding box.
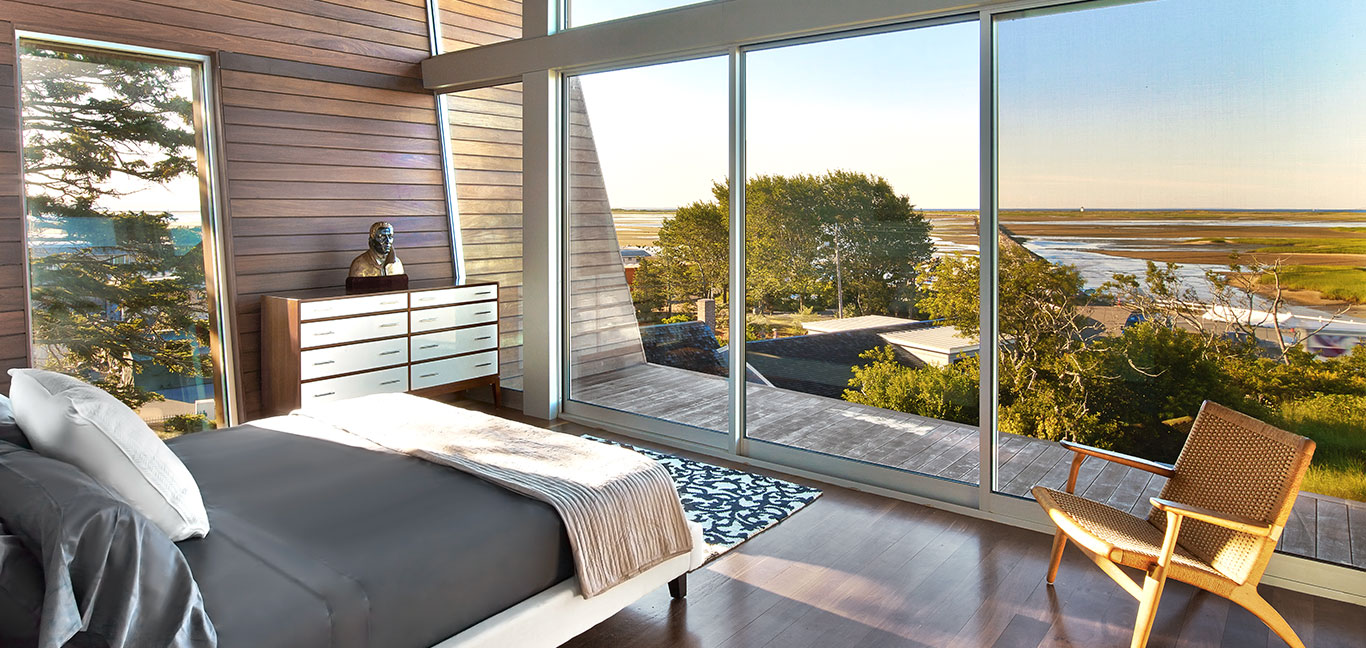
[995,0,1366,566]
[744,22,981,480]
[20,42,220,437]
[567,0,714,28]
[445,82,526,390]
[566,57,730,437]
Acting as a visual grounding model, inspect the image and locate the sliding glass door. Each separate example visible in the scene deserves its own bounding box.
[563,56,731,445]
[989,0,1366,565]
[18,36,231,435]
[742,22,982,484]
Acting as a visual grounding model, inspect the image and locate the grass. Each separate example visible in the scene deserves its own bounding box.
[1276,395,1366,501]
[1257,265,1366,303]
[1226,237,1366,255]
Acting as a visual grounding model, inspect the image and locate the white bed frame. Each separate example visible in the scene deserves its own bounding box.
[434,522,706,648]
[253,415,707,648]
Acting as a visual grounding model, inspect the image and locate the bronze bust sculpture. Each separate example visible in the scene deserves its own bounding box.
[349,221,405,278]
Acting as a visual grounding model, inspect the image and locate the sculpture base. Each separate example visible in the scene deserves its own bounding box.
[345,274,409,295]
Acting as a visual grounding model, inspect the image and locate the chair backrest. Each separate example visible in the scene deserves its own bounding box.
[1148,401,1315,584]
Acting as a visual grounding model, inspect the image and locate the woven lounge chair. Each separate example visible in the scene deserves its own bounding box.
[1033,401,1315,648]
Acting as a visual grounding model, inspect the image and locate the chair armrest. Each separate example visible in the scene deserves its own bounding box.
[1059,440,1175,478]
[1150,498,1274,537]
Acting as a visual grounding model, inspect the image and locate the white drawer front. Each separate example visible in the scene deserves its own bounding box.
[300,337,408,381]
[409,302,498,333]
[299,293,408,321]
[411,351,498,390]
[410,324,498,362]
[300,311,407,348]
[410,285,497,308]
[300,366,408,407]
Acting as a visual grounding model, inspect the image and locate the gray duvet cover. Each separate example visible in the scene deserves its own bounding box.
[167,424,575,648]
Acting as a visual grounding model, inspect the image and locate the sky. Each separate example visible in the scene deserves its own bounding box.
[574,0,1366,211]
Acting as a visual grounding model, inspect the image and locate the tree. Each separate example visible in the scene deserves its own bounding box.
[21,44,211,409]
[655,197,728,302]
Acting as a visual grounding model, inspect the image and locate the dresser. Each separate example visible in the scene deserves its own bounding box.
[260,283,501,415]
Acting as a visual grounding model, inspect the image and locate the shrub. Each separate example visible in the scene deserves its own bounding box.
[844,347,979,425]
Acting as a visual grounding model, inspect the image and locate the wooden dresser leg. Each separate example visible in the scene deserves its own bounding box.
[668,575,687,599]
[492,382,502,408]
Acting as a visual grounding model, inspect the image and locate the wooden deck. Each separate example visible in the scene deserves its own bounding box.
[573,363,1366,570]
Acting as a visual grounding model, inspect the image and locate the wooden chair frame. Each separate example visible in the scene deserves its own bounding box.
[1043,440,1307,648]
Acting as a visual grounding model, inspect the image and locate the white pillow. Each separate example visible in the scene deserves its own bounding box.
[7,369,209,541]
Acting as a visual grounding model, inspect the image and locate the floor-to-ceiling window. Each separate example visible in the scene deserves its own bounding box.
[18,36,230,436]
[742,22,981,481]
[564,56,730,444]
[417,0,1366,581]
[991,0,1366,566]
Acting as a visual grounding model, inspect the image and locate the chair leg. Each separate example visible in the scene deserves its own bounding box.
[1130,568,1169,648]
[1235,590,1306,648]
[1046,530,1067,585]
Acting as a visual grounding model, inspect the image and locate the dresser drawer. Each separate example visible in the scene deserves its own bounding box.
[299,293,408,321]
[410,302,498,334]
[410,285,497,308]
[299,311,407,349]
[300,366,408,407]
[300,337,408,381]
[411,351,498,390]
[410,324,499,362]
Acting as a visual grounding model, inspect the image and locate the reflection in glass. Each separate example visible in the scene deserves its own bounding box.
[19,42,220,437]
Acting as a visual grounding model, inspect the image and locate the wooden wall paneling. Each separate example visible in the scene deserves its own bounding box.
[0,20,28,394]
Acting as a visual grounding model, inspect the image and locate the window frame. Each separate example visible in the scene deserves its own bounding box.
[14,32,239,427]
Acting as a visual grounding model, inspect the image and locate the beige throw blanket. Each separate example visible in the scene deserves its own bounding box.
[293,394,693,597]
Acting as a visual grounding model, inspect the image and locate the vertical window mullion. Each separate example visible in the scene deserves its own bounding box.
[727,46,747,457]
[977,11,999,507]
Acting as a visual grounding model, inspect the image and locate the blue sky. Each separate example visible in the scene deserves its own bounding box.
[576,0,1366,210]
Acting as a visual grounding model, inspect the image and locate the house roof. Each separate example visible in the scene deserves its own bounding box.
[803,315,919,334]
[880,326,979,354]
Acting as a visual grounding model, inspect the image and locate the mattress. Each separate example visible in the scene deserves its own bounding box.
[167,423,575,648]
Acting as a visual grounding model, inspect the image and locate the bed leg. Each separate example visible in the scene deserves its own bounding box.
[668,575,687,599]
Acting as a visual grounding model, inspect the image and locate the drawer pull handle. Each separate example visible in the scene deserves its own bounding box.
[380,323,399,328]
[419,317,438,323]
[381,300,401,306]
[476,310,492,315]
[314,391,335,398]
[380,350,401,356]
[476,362,493,368]
[420,344,439,350]
[477,291,492,295]
[315,331,335,336]
[418,296,434,302]
[419,372,438,379]
[313,360,335,366]
[380,380,401,386]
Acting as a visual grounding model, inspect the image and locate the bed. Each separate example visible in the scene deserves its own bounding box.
[0,392,706,648]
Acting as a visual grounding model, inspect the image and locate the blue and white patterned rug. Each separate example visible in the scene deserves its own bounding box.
[586,436,822,562]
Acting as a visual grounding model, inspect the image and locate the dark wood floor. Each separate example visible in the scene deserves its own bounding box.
[457,401,1366,648]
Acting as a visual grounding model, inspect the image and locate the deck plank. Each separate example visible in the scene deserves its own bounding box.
[1314,499,1352,566]
[1349,502,1366,569]
[1280,494,1317,558]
